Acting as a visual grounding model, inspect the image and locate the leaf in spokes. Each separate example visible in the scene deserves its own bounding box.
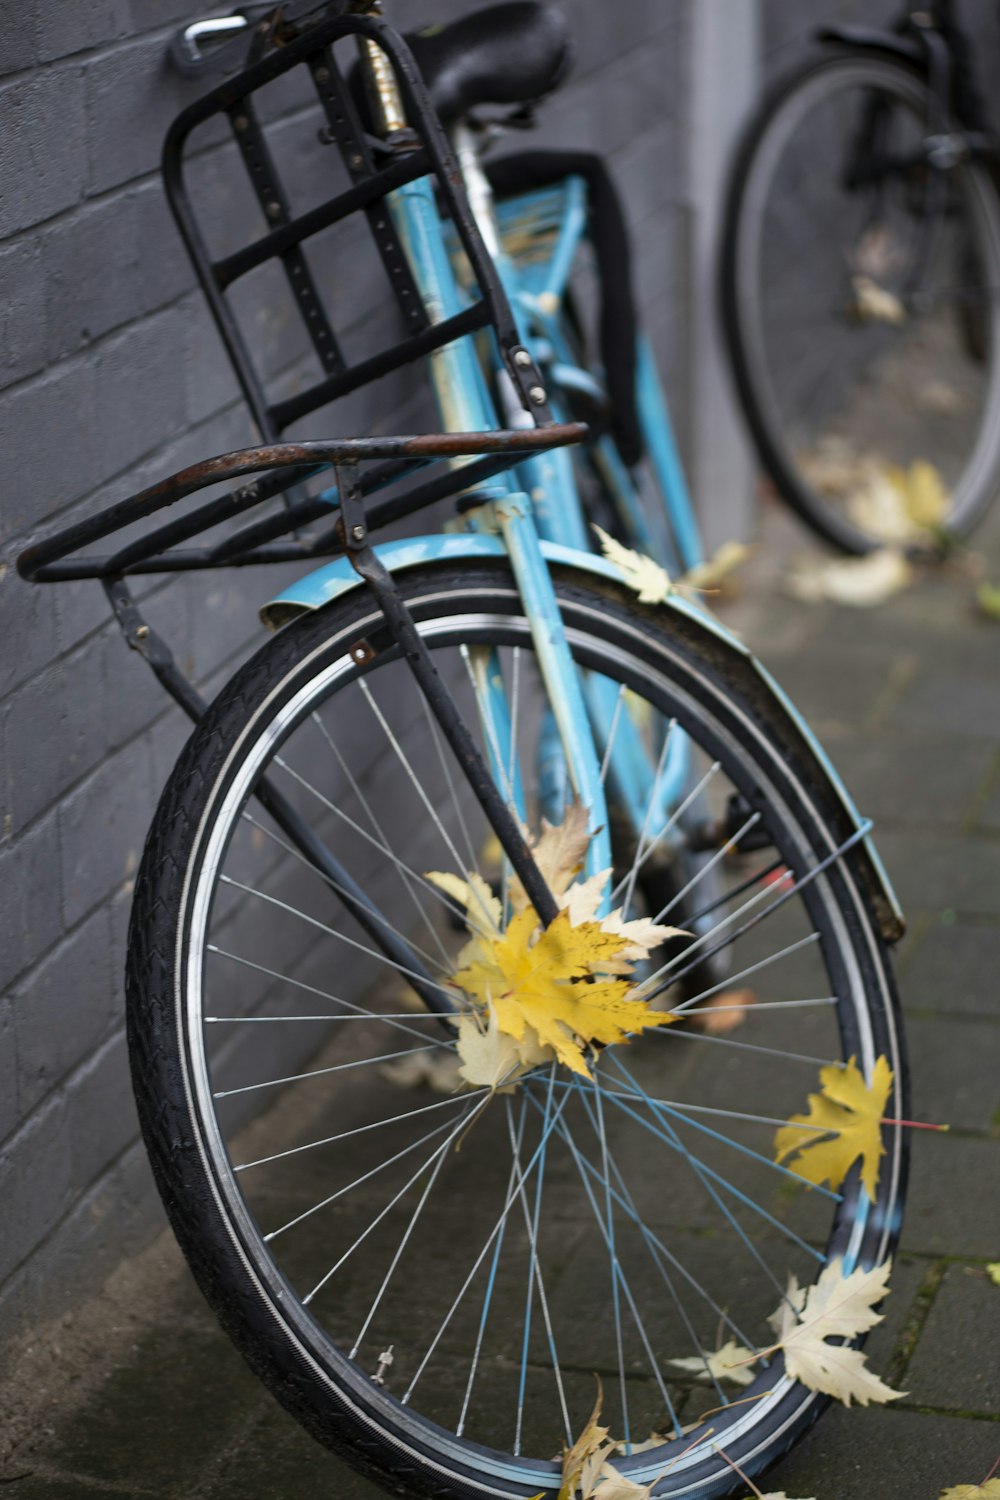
[453,1007,552,1091]
[593,526,673,605]
[767,1257,904,1407]
[667,1338,758,1387]
[774,1054,893,1199]
[508,800,592,912]
[558,1382,614,1500]
[454,908,675,1079]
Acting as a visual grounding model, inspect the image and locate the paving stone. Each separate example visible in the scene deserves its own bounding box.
[904,1132,1000,1259]
[868,830,1000,920]
[893,671,1000,741]
[897,918,1000,1017]
[45,1315,263,1492]
[906,1016,1000,1133]
[196,1401,381,1500]
[762,1403,1000,1499]
[816,728,998,831]
[903,1263,1000,1414]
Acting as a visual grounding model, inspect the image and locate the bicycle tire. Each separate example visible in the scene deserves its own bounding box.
[721,50,1000,554]
[126,560,907,1498]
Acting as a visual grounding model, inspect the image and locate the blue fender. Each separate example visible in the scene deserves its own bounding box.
[261,534,904,942]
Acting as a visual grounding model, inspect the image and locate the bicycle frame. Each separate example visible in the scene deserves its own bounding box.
[17,4,904,955]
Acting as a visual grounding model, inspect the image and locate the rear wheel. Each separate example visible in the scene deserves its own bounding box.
[722,51,1000,553]
[127,563,907,1497]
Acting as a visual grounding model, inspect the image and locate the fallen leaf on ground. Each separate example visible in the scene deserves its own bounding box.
[785,548,911,608]
[774,1054,893,1200]
[688,988,757,1034]
[768,1257,903,1407]
[379,1050,461,1093]
[593,526,672,604]
[938,1485,1000,1500]
[987,1263,1000,1287]
[668,1338,758,1387]
[976,582,1000,620]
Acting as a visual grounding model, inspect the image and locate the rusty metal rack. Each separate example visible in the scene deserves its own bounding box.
[18,7,586,591]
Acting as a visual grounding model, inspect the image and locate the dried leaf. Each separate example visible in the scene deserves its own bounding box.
[668,1338,758,1387]
[688,988,757,1035]
[593,526,672,604]
[786,548,911,608]
[767,1257,903,1407]
[559,1383,613,1500]
[987,1263,1000,1287]
[508,801,592,913]
[892,458,949,530]
[591,1464,657,1500]
[852,273,906,325]
[751,1492,817,1499]
[938,1484,1000,1499]
[379,1050,461,1094]
[454,907,675,1079]
[680,540,753,592]
[774,1055,893,1200]
[454,1008,552,1091]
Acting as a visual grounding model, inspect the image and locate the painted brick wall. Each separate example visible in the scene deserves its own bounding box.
[0,0,708,1351]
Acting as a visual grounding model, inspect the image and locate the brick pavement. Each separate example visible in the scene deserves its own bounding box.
[1,496,998,1498]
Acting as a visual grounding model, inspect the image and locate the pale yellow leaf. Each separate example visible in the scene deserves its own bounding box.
[852,273,906,325]
[379,1050,461,1094]
[987,1263,1000,1287]
[561,870,685,968]
[667,1338,757,1387]
[846,466,920,544]
[786,548,911,608]
[752,1492,817,1499]
[616,1433,669,1456]
[680,540,753,592]
[593,526,672,604]
[559,1383,611,1500]
[891,458,949,530]
[767,1258,903,1407]
[774,1054,893,1200]
[591,1461,656,1500]
[425,869,502,938]
[938,1484,1000,1500]
[454,1010,552,1091]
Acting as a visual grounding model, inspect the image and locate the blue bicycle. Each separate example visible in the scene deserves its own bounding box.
[20,4,908,1495]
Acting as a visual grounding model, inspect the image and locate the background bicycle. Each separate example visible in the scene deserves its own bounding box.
[722,0,1000,555]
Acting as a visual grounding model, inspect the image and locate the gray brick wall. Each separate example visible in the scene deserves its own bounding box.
[0,0,744,1351]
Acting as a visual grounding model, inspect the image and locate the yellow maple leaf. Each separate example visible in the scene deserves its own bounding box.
[774,1055,893,1200]
[986,1263,1000,1288]
[887,457,950,530]
[454,907,674,1079]
[938,1484,1000,1500]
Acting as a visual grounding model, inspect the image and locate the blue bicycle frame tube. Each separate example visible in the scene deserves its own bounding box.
[389,172,612,886]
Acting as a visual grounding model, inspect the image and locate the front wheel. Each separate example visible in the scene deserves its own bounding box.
[722,50,1000,554]
[126,562,907,1498]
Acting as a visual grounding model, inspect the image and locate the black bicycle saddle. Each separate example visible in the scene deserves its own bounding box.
[401,2,573,123]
